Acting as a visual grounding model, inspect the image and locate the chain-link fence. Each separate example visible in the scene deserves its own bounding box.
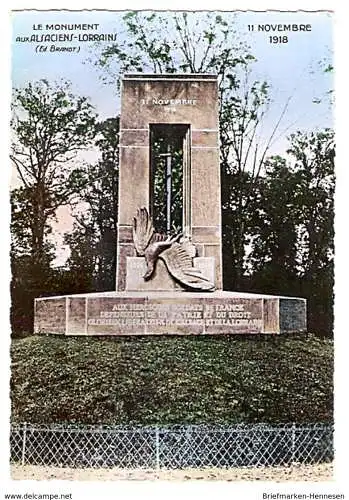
[10,423,333,469]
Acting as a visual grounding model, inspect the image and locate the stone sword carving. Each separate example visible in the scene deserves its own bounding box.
[132,207,215,291]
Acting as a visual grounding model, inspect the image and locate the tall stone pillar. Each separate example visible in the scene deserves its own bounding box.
[116,74,222,291]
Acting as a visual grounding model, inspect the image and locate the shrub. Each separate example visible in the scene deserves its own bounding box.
[10,334,333,425]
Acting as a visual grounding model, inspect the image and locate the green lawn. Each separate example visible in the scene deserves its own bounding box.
[10,334,333,425]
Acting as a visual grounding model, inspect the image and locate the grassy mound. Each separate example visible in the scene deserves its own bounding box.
[10,334,333,425]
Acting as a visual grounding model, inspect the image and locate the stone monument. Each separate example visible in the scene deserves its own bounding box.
[34,74,306,336]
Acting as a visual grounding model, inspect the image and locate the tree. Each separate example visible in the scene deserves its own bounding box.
[246,156,300,294]
[287,129,334,279]
[63,117,119,292]
[10,79,96,334]
[91,12,251,79]
[11,79,96,268]
[287,129,335,335]
[247,129,335,334]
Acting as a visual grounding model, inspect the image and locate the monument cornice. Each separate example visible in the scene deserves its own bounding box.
[123,73,218,81]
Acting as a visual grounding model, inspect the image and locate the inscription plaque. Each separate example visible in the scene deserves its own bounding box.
[85,297,264,335]
[35,292,306,336]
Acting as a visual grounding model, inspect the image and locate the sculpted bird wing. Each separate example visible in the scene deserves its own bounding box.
[159,243,215,291]
[132,207,155,256]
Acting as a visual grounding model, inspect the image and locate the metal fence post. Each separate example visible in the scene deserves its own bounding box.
[21,422,27,466]
[291,423,296,464]
[155,427,160,471]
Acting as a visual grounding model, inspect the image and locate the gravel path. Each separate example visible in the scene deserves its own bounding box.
[11,462,333,482]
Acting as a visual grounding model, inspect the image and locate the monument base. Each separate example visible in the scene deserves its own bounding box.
[34,291,306,336]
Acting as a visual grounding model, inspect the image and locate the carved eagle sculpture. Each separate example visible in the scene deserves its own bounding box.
[132,207,215,291]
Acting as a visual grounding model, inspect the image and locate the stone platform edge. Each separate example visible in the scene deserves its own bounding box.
[34,291,306,336]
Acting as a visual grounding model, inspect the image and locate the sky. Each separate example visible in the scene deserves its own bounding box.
[12,10,333,136]
[10,10,333,264]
